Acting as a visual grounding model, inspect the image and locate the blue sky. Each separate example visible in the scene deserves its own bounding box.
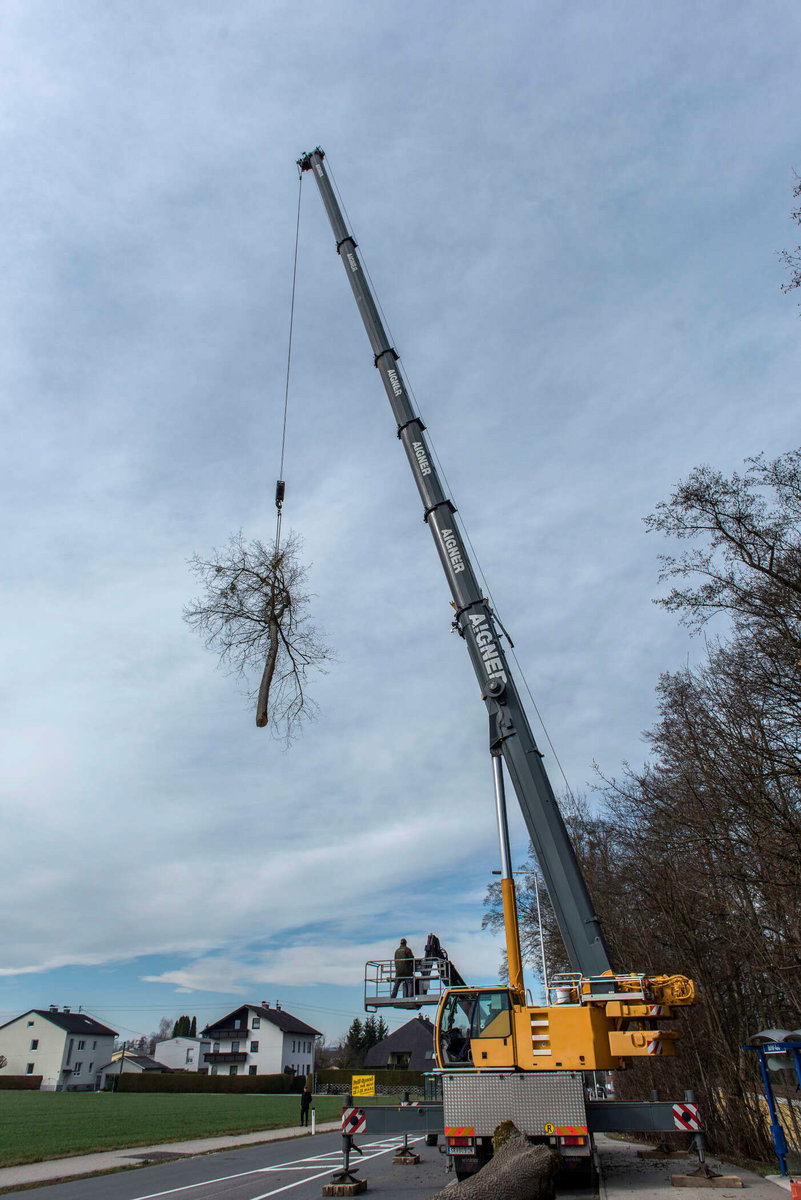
[1,0,799,1045]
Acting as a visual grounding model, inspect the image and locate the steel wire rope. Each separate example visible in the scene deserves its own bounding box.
[275,168,304,551]
[327,161,574,798]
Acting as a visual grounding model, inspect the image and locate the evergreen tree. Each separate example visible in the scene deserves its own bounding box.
[342,1018,364,1067]
[190,1016,197,1038]
[362,1015,377,1052]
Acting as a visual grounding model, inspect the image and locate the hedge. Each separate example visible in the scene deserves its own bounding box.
[0,1075,42,1090]
[316,1068,425,1089]
[119,1072,304,1094]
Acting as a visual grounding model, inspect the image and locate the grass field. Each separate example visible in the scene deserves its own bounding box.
[0,1092,345,1167]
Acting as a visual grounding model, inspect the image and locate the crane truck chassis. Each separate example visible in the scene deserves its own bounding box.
[298,147,700,1179]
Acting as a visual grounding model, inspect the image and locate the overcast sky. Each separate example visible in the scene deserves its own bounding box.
[1,0,799,1045]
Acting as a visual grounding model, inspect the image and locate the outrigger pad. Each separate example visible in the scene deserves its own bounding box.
[392,1149,421,1164]
[671,1175,743,1188]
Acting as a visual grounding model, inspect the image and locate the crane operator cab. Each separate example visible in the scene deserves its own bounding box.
[436,988,516,1069]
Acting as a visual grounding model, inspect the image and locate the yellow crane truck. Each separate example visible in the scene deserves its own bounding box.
[300,147,697,1180]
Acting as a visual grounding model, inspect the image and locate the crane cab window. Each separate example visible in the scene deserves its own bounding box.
[438,990,512,1066]
[475,991,512,1039]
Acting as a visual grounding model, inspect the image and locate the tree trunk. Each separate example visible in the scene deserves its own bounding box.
[256,616,280,727]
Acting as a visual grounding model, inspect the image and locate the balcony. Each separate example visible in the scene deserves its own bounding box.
[201,1028,248,1040]
[203,1052,247,1065]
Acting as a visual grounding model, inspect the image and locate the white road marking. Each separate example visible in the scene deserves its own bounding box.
[130,1137,421,1200]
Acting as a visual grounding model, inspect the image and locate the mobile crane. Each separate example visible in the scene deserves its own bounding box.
[299,147,697,1176]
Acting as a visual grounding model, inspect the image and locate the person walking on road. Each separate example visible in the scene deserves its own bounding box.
[391,937,415,998]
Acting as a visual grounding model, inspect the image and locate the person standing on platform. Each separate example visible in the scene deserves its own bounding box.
[391,937,415,998]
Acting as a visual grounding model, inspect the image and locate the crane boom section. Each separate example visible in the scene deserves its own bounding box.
[300,148,613,978]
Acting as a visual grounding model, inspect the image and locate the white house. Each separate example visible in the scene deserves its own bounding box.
[200,1003,321,1077]
[96,1053,171,1089]
[152,1036,210,1072]
[0,1007,117,1091]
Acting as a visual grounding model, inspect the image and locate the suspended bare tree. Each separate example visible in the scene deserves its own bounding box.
[184,531,332,741]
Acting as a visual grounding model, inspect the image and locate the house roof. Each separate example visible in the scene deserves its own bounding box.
[97,1055,171,1072]
[201,1004,321,1039]
[0,1010,117,1038]
[363,1016,436,1071]
[124,1055,171,1071]
[158,1036,209,1046]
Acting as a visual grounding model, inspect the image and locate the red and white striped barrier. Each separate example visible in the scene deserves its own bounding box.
[345,1104,369,1132]
[342,1107,366,1135]
[673,1102,701,1131]
[647,1038,663,1055]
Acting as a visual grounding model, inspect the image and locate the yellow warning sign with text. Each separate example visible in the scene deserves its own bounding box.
[352,1075,375,1097]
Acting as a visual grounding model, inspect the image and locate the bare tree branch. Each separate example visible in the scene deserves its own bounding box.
[184,530,333,743]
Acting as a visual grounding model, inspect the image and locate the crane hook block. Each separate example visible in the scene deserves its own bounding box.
[275,480,286,508]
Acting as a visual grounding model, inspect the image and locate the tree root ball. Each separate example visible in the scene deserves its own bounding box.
[430,1127,558,1200]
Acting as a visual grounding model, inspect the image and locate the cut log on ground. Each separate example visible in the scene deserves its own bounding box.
[430,1130,558,1200]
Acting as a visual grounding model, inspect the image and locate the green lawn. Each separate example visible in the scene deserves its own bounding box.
[0,1092,344,1167]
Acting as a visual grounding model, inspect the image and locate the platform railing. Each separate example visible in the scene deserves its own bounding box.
[364,957,456,1011]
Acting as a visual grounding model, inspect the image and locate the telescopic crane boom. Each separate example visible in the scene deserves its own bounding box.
[298,148,699,1181]
[299,146,612,980]
[299,148,694,1079]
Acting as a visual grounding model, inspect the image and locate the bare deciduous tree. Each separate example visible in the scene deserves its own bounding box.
[779,174,801,302]
[184,531,332,742]
[481,448,801,1163]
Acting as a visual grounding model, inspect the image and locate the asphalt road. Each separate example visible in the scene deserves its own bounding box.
[0,1132,450,1200]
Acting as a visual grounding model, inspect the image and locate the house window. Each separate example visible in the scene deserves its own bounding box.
[30,1040,38,1051]
[77,1041,85,1051]
[25,1063,34,1075]
[252,1018,260,1029]
[211,1066,218,1076]
[92,1041,97,1049]
[213,1043,220,1053]
[248,1065,257,1075]
[27,1020,34,1027]
[229,1066,238,1076]
[250,1041,259,1052]
[89,1063,93,1073]
[186,1049,194,1063]
[73,1062,82,1076]
[292,1040,295,1052]
[231,1041,240,1053]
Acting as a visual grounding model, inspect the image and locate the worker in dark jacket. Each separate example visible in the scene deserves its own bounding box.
[300,1085,312,1127]
[391,937,415,998]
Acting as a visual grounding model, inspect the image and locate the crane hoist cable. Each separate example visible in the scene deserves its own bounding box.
[275,167,304,550]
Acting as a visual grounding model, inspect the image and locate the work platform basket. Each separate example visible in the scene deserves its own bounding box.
[364,956,458,1011]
